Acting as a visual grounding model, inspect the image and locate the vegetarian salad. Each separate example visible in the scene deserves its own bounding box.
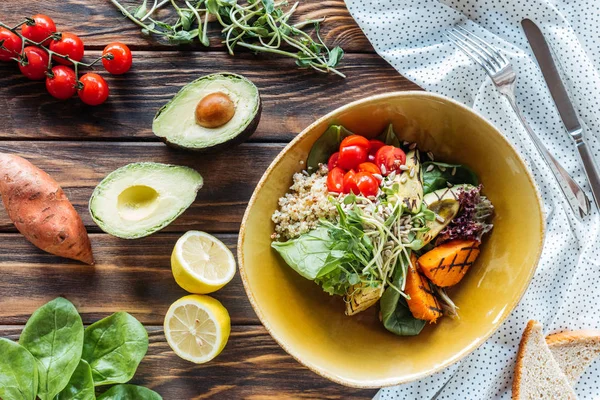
[271,124,494,336]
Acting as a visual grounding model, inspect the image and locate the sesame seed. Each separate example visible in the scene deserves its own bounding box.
[399,165,409,171]
[409,168,416,178]
[409,142,417,150]
[403,141,410,146]
[299,160,305,165]
[381,165,387,175]
[427,151,434,160]
[451,167,456,176]
[426,164,435,172]
[388,171,396,180]
[435,214,446,223]
[373,173,383,181]
[400,175,408,184]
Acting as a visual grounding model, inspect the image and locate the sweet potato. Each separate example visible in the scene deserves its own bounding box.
[0,153,93,264]
[418,239,479,287]
[405,253,443,323]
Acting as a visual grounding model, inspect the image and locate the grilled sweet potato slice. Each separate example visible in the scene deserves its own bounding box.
[405,253,443,323]
[418,239,479,287]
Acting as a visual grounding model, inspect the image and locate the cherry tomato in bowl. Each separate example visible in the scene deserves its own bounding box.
[327,167,345,193]
[327,152,340,171]
[21,14,56,45]
[343,170,359,194]
[0,28,23,62]
[375,145,406,175]
[357,162,382,176]
[46,66,77,100]
[368,139,386,162]
[19,46,49,80]
[340,135,370,152]
[102,42,132,75]
[337,145,368,170]
[50,32,84,65]
[78,73,109,106]
[355,172,379,197]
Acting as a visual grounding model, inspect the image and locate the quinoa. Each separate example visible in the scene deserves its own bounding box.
[271,164,339,240]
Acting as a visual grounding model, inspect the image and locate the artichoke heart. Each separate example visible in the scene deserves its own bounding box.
[345,283,384,316]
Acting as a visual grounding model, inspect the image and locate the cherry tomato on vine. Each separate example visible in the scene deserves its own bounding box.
[367,139,386,162]
[375,145,406,175]
[46,66,77,100]
[358,162,382,176]
[327,167,345,193]
[49,32,84,65]
[327,152,340,171]
[340,135,370,153]
[343,170,360,195]
[102,42,132,75]
[78,73,109,106]
[19,46,49,80]
[0,28,22,62]
[21,14,56,45]
[337,145,368,170]
[355,172,379,197]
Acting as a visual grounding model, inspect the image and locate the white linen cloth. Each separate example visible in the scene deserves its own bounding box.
[344,0,600,398]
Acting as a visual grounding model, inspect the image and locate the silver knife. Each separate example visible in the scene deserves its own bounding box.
[522,18,600,211]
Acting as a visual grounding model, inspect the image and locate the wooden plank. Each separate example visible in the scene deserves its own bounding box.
[0,0,373,53]
[0,233,261,325]
[0,141,283,233]
[0,52,419,142]
[0,325,378,399]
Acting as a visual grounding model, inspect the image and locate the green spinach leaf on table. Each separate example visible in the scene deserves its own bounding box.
[55,359,95,400]
[97,384,162,400]
[306,125,353,171]
[82,312,148,386]
[19,297,84,400]
[0,338,38,400]
[422,161,478,194]
[375,124,401,147]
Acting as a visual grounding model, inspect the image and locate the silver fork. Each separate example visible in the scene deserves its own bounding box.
[447,26,591,219]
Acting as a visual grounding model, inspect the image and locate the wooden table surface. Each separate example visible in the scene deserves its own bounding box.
[0,1,419,398]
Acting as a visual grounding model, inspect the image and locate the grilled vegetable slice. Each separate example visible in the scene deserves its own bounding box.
[416,186,465,248]
[405,254,443,323]
[345,283,383,316]
[418,239,480,287]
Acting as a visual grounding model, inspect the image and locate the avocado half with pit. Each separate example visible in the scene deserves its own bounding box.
[89,162,203,239]
[152,72,261,151]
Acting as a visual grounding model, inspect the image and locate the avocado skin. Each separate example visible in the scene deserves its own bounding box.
[154,72,262,153]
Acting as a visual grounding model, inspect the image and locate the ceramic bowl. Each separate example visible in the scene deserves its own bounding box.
[238,92,544,388]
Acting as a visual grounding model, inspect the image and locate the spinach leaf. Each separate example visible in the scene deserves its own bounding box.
[19,297,84,400]
[422,162,478,194]
[82,312,148,386]
[306,125,353,171]
[375,124,401,147]
[97,384,162,400]
[0,338,38,400]
[55,360,95,400]
[271,226,335,280]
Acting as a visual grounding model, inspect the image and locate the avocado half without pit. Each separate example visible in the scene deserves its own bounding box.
[153,72,262,151]
[89,162,203,239]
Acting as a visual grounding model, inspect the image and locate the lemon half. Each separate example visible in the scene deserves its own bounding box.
[164,295,230,364]
[171,231,236,294]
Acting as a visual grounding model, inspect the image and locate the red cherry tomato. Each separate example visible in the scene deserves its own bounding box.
[0,28,23,62]
[21,14,56,45]
[327,152,340,171]
[78,73,109,106]
[375,145,407,175]
[19,46,49,80]
[337,145,368,170]
[355,172,379,197]
[327,167,345,193]
[368,139,386,162]
[343,170,359,195]
[46,66,77,100]
[340,135,370,152]
[50,33,84,65]
[358,162,382,176]
[102,42,132,75]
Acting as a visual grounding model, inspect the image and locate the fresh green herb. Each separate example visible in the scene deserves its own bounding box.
[82,312,149,386]
[0,338,38,400]
[19,297,84,400]
[306,125,353,171]
[422,161,478,194]
[110,0,345,76]
[375,123,401,147]
[56,360,95,400]
[97,384,162,400]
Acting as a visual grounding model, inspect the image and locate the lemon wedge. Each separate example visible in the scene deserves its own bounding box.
[171,231,236,294]
[164,295,230,364]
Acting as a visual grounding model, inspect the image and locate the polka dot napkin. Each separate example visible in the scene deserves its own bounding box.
[345,0,600,398]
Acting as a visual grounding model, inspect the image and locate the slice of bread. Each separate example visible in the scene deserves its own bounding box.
[512,320,576,400]
[546,330,600,385]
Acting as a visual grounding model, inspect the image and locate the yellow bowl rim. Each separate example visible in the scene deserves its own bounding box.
[237,90,545,388]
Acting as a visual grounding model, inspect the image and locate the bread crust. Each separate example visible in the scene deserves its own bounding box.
[546,329,600,346]
[512,320,540,399]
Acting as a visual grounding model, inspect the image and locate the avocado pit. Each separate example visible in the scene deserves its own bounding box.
[195,92,235,129]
